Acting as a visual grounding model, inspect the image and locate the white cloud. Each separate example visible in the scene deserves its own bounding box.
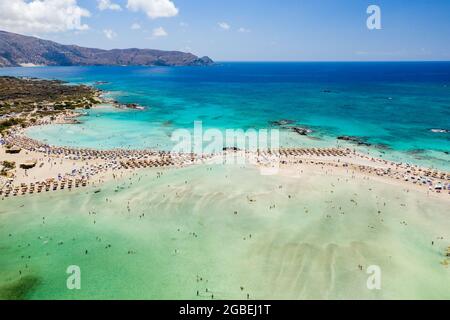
[238,27,251,33]
[97,0,122,11]
[218,22,230,30]
[127,0,178,19]
[152,26,168,37]
[0,0,90,34]
[131,23,141,30]
[103,29,117,39]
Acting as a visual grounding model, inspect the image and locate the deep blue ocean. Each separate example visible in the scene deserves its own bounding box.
[1,62,449,168]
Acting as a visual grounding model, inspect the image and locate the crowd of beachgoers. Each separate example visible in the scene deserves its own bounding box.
[1,122,449,199]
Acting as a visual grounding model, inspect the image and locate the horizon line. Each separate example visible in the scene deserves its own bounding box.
[215,60,450,63]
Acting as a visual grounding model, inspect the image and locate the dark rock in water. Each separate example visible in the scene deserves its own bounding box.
[269,120,313,136]
[338,136,357,141]
[444,151,449,155]
[407,149,426,155]
[269,119,295,126]
[291,127,313,136]
[373,143,391,151]
[358,141,372,147]
[322,89,333,93]
[337,136,371,147]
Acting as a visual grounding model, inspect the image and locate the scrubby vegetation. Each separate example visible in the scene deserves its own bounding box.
[2,160,16,170]
[1,160,16,176]
[0,76,99,117]
[0,118,25,133]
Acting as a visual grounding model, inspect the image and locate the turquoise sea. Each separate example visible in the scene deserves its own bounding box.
[1,63,450,300]
[1,62,449,169]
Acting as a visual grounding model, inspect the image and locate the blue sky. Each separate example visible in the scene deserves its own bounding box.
[1,0,450,61]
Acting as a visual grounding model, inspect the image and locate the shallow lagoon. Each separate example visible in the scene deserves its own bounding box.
[1,164,449,299]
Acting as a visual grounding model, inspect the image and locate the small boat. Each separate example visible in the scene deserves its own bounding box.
[430,129,449,133]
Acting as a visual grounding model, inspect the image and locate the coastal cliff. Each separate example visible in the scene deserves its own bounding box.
[0,30,214,67]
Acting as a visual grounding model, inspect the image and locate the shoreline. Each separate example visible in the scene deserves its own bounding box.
[1,128,449,200]
[0,77,448,200]
[19,102,450,171]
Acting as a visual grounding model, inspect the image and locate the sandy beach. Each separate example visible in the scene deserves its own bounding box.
[1,125,449,200]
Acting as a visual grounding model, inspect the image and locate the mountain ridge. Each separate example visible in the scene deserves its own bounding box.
[0,30,213,67]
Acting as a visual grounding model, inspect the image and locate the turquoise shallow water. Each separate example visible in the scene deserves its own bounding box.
[1,164,449,299]
[1,62,449,169]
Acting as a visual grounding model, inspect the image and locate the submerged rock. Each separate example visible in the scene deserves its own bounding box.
[373,143,391,151]
[269,120,313,136]
[291,127,313,136]
[337,136,371,147]
[0,275,41,300]
[269,119,296,126]
[407,149,426,155]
